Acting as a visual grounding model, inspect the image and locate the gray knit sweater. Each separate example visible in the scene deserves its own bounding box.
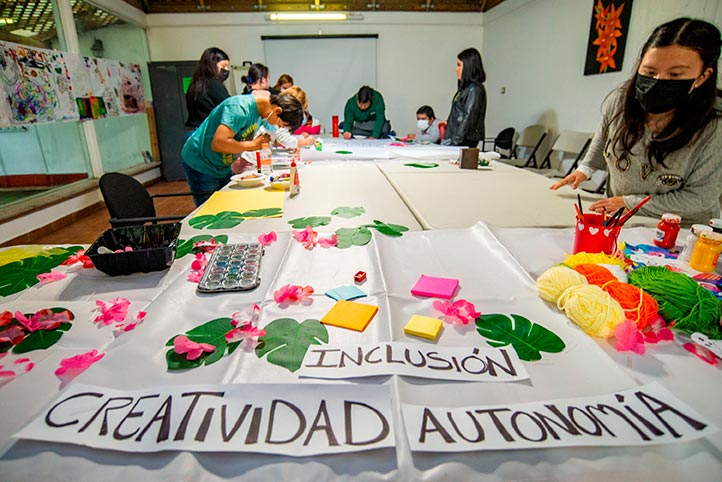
[577,89,722,226]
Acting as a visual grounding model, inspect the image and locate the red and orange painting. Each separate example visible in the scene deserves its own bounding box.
[584,0,633,75]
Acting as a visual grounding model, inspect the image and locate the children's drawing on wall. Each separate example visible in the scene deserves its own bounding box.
[120,63,145,114]
[583,0,633,75]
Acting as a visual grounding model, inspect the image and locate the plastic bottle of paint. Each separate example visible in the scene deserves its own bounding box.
[653,213,681,249]
[689,231,722,273]
[679,224,713,262]
[289,159,300,196]
[260,143,272,176]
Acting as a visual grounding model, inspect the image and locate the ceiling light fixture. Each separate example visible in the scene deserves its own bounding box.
[266,12,363,21]
[0,18,14,25]
[10,29,38,38]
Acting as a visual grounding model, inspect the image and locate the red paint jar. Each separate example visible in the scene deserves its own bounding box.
[654,213,681,249]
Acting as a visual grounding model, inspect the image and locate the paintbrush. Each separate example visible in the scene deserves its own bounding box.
[616,195,652,226]
[607,207,625,227]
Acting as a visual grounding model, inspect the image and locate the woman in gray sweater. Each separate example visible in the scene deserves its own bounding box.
[552,18,721,226]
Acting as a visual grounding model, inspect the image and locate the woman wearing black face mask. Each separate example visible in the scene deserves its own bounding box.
[184,47,231,141]
[552,18,722,226]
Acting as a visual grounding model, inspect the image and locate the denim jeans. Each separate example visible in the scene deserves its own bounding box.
[182,161,231,206]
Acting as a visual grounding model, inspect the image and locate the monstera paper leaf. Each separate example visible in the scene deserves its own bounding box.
[335,227,373,249]
[0,247,83,297]
[255,318,328,372]
[330,206,365,218]
[287,216,332,229]
[476,313,565,361]
[240,208,283,218]
[7,307,75,354]
[165,317,235,370]
[364,220,410,238]
[404,162,439,168]
[189,211,245,229]
[176,234,229,259]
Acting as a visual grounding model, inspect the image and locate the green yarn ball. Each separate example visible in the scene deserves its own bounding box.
[628,266,722,339]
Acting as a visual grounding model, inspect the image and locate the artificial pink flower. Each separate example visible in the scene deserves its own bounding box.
[193,238,222,252]
[0,325,26,345]
[61,250,93,268]
[15,309,71,332]
[187,270,203,283]
[318,234,338,248]
[173,335,216,360]
[188,252,208,283]
[226,304,265,345]
[94,298,130,326]
[293,226,318,250]
[230,304,260,327]
[0,357,34,386]
[113,246,134,253]
[258,232,278,246]
[683,342,719,366]
[0,311,12,327]
[273,284,314,305]
[614,319,646,355]
[433,299,481,325]
[114,311,147,335]
[642,316,674,344]
[55,349,105,384]
[37,271,68,284]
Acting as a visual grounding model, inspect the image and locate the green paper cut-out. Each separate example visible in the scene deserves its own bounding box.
[335,226,373,249]
[4,307,75,354]
[255,318,328,372]
[240,208,283,218]
[176,235,229,259]
[287,216,332,229]
[476,313,566,362]
[165,317,235,370]
[330,206,366,218]
[0,247,83,297]
[363,220,410,238]
[404,162,439,168]
[189,211,245,229]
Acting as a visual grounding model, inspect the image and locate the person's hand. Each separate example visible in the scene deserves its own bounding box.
[297,135,315,147]
[550,171,587,190]
[231,157,254,174]
[589,196,625,214]
[251,133,271,150]
[408,133,416,140]
[343,132,352,140]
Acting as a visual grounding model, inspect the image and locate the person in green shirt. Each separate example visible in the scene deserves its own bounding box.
[342,86,392,139]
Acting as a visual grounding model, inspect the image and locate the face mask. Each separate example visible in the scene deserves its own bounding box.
[634,74,695,114]
[219,69,230,81]
[417,119,430,130]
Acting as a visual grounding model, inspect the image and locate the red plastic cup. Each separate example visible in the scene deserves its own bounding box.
[573,212,622,255]
[332,115,339,138]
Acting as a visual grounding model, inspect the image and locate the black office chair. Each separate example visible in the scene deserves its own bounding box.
[99,173,206,227]
[482,127,516,158]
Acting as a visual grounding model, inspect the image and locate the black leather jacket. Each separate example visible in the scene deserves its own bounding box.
[446,81,486,146]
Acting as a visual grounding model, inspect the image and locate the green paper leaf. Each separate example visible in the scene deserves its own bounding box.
[165,317,234,370]
[335,226,372,249]
[176,235,229,258]
[188,211,245,229]
[476,313,565,362]
[330,206,366,218]
[363,220,410,238]
[12,322,71,354]
[255,318,328,372]
[240,208,283,218]
[404,162,439,169]
[0,247,83,297]
[287,216,332,229]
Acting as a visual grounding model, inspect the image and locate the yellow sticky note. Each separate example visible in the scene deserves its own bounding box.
[194,190,284,217]
[321,300,378,332]
[404,315,443,340]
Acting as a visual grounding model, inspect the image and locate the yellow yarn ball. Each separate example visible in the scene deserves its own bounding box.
[557,284,625,338]
[564,252,628,272]
[536,265,588,303]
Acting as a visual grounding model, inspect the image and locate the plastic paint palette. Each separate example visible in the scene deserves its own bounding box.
[269,173,291,190]
[197,243,264,293]
[231,173,265,187]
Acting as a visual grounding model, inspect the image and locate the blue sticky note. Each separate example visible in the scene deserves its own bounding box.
[325,285,367,301]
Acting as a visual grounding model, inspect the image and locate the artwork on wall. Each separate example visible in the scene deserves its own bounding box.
[583,0,634,75]
[0,40,145,127]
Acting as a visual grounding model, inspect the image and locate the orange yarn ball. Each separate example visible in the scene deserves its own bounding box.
[602,281,659,329]
[574,264,617,286]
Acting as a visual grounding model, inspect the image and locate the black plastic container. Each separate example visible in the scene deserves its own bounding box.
[87,223,182,276]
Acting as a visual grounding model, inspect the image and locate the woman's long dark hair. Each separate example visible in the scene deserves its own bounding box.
[457,48,486,89]
[186,47,229,104]
[242,63,269,94]
[610,18,721,166]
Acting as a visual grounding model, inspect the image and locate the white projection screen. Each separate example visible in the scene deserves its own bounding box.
[262,35,377,134]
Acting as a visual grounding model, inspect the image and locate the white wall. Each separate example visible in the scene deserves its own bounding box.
[482,0,722,141]
[145,12,484,137]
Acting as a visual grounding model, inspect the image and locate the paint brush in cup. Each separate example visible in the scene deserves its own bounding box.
[616,195,652,226]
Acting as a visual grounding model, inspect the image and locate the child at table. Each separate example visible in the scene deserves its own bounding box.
[414,105,441,144]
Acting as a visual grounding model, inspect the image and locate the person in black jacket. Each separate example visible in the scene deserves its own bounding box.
[184,47,231,141]
[444,47,487,147]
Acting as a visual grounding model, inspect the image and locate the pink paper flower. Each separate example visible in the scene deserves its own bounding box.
[226,304,265,345]
[614,319,646,355]
[318,234,338,248]
[0,358,34,386]
[230,304,260,327]
[433,299,481,325]
[188,252,208,283]
[94,298,130,326]
[61,250,93,268]
[293,226,318,250]
[273,284,314,305]
[55,349,105,384]
[0,311,12,327]
[193,238,222,252]
[15,309,71,332]
[642,316,674,344]
[0,325,26,345]
[173,335,216,360]
[258,232,278,246]
[683,343,719,366]
[114,311,147,335]
[37,271,68,284]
